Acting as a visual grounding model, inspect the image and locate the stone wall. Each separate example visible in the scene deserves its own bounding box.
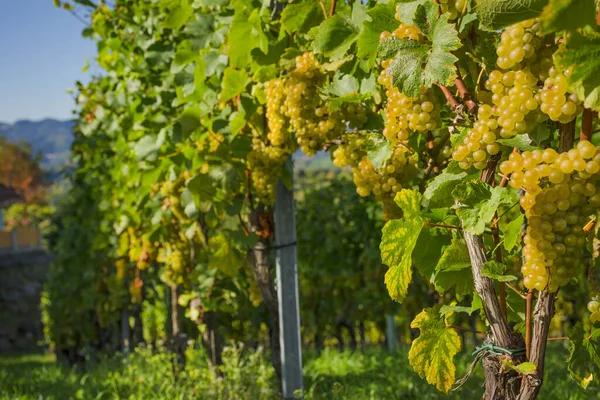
[0,250,51,352]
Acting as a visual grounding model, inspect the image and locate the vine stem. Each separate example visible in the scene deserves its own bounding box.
[424,222,460,230]
[318,2,327,19]
[436,84,461,110]
[454,70,478,113]
[581,108,593,141]
[546,337,569,342]
[450,325,485,335]
[525,290,533,360]
[329,0,336,17]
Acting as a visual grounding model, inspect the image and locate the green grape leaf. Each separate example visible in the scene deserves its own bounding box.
[453,182,513,235]
[555,32,600,110]
[209,233,241,277]
[163,0,193,31]
[356,3,397,68]
[220,67,248,103]
[365,135,392,170]
[229,111,247,136]
[502,214,524,251]
[323,74,360,97]
[395,0,428,25]
[496,134,539,151]
[423,161,478,209]
[439,304,474,316]
[568,324,599,389]
[384,2,460,97]
[475,0,548,30]
[482,260,518,282]
[412,227,451,280]
[311,14,360,59]
[434,238,474,299]
[409,305,462,393]
[177,107,202,137]
[539,0,596,34]
[134,131,166,161]
[227,3,260,68]
[281,0,325,34]
[380,190,424,302]
[501,360,537,375]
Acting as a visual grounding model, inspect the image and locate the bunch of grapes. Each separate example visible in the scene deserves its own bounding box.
[496,19,543,70]
[158,242,186,286]
[588,294,600,323]
[499,141,600,291]
[454,69,545,169]
[332,135,415,200]
[378,79,440,143]
[283,53,349,155]
[332,135,365,168]
[247,138,292,204]
[437,0,467,20]
[265,78,289,146]
[353,147,414,200]
[539,67,583,123]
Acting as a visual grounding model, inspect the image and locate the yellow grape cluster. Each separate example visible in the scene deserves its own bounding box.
[332,135,414,200]
[285,53,348,155]
[499,141,600,291]
[437,0,467,20]
[250,52,368,203]
[247,143,290,203]
[378,79,440,143]
[265,78,288,146]
[157,242,186,285]
[455,18,585,170]
[496,19,543,70]
[453,69,544,168]
[539,67,582,123]
[588,294,600,323]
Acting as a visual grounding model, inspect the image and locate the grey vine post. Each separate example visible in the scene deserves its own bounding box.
[274,159,303,399]
[121,309,130,355]
[385,314,397,353]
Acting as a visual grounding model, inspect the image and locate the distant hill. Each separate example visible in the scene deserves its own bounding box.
[0,119,74,172]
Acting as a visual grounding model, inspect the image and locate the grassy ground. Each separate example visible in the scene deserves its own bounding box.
[0,343,597,400]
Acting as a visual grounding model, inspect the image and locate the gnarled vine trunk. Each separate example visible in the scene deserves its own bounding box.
[248,203,282,381]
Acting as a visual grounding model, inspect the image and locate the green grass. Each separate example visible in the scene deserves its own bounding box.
[0,343,597,399]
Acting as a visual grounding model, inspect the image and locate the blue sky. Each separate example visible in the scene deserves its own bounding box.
[0,1,99,123]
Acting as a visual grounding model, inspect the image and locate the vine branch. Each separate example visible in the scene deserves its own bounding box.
[581,108,593,142]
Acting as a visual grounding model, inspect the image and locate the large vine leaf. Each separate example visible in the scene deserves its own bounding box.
[452,181,513,235]
[568,324,600,388]
[422,161,478,209]
[539,0,596,34]
[409,305,462,393]
[412,227,451,280]
[433,238,474,299]
[475,0,548,30]
[220,67,248,102]
[555,32,600,110]
[311,14,360,60]
[356,3,398,68]
[380,189,424,302]
[383,2,461,98]
[280,0,325,35]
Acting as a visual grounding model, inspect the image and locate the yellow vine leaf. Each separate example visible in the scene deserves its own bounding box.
[209,233,241,277]
[380,189,424,302]
[409,305,462,393]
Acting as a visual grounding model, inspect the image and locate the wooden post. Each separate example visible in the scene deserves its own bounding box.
[386,314,398,352]
[121,309,130,355]
[11,230,18,251]
[274,159,303,399]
